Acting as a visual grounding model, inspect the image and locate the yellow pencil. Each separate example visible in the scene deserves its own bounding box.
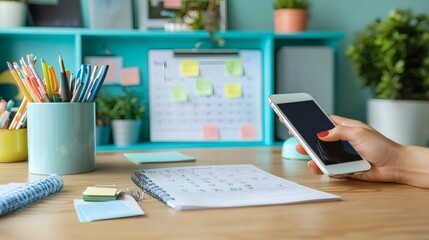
[6,62,33,103]
[41,59,53,101]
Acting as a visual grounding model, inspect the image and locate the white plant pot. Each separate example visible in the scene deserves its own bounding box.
[0,2,27,28]
[111,119,141,146]
[368,99,429,146]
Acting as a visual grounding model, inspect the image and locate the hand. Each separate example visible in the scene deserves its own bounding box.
[281,115,403,183]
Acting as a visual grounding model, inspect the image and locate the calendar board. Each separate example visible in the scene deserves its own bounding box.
[149,50,262,142]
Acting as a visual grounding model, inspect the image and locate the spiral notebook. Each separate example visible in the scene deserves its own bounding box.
[131,164,340,211]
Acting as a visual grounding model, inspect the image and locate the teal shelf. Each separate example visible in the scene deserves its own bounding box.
[96,141,275,152]
[0,27,344,151]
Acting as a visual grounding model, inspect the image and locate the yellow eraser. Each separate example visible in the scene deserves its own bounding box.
[83,187,117,196]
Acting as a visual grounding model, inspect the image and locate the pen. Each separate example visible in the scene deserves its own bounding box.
[59,53,70,102]
[83,65,99,101]
[0,100,14,128]
[87,65,109,102]
[70,82,83,102]
[0,99,6,114]
[78,65,91,102]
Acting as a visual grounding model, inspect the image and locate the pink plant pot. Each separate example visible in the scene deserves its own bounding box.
[274,9,309,33]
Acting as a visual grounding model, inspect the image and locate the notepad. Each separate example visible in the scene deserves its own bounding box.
[124,151,196,164]
[82,187,119,202]
[131,164,340,211]
[74,195,144,223]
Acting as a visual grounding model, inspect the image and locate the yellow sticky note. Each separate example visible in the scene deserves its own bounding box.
[224,83,242,98]
[226,59,244,76]
[180,61,199,77]
[83,187,117,196]
[170,85,188,102]
[195,79,213,96]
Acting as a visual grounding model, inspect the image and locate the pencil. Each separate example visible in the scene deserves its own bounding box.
[6,62,33,103]
[41,59,53,101]
[59,53,70,102]
[9,98,27,130]
[48,66,60,102]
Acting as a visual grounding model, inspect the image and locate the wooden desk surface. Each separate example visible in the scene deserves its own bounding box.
[0,147,428,240]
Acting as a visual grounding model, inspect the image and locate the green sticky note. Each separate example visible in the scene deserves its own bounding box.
[224,83,242,98]
[170,85,188,102]
[195,79,213,96]
[226,59,243,76]
[123,151,196,164]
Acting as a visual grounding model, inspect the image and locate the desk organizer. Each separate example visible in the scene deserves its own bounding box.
[27,102,96,174]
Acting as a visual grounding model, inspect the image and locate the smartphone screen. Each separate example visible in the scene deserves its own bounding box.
[277,100,362,165]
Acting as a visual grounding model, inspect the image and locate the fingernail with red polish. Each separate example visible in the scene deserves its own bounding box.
[317,131,329,138]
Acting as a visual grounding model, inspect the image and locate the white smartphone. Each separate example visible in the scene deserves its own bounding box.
[268,93,371,177]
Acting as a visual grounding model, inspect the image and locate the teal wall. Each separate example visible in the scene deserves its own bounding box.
[228,0,429,122]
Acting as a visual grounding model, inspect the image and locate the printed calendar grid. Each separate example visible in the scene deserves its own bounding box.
[149,50,262,142]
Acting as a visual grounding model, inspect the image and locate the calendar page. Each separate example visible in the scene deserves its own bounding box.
[148,50,262,142]
[131,164,341,211]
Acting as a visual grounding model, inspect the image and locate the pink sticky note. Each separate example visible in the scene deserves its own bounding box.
[202,125,219,140]
[121,67,140,86]
[164,0,182,9]
[84,56,123,85]
[240,124,257,140]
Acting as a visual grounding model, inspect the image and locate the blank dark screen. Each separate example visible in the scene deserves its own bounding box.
[278,100,361,165]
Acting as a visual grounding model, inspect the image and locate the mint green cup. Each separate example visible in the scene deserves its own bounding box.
[27,102,96,175]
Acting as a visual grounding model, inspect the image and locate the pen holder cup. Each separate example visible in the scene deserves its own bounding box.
[27,102,96,175]
[0,129,28,163]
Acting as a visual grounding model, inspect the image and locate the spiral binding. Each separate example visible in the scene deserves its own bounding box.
[0,174,64,216]
[131,170,174,205]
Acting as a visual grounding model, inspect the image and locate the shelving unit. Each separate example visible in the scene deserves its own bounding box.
[0,27,344,151]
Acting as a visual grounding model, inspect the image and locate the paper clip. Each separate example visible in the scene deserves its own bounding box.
[94,185,143,202]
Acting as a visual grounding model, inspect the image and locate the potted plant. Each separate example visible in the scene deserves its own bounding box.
[346,9,429,146]
[106,90,145,146]
[95,92,115,146]
[177,0,225,46]
[273,0,310,33]
[0,0,28,28]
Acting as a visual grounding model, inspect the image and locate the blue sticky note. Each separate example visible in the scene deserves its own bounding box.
[74,195,144,223]
[123,151,196,164]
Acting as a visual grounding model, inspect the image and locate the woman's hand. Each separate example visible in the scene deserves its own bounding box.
[282,115,403,183]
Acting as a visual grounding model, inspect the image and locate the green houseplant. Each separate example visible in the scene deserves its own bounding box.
[273,0,310,33]
[346,9,429,146]
[96,90,145,146]
[177,0,225,46]
[95,92,116,145]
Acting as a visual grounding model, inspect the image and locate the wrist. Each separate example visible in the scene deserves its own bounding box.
[396,145,429,188]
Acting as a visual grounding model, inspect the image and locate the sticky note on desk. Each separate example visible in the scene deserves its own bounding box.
[180,61,199,76]
[74,195,144,223]
[226,59,244,76]
[123,151,196,164]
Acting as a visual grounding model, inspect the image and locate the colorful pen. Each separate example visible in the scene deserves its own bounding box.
[0,100,14,128]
